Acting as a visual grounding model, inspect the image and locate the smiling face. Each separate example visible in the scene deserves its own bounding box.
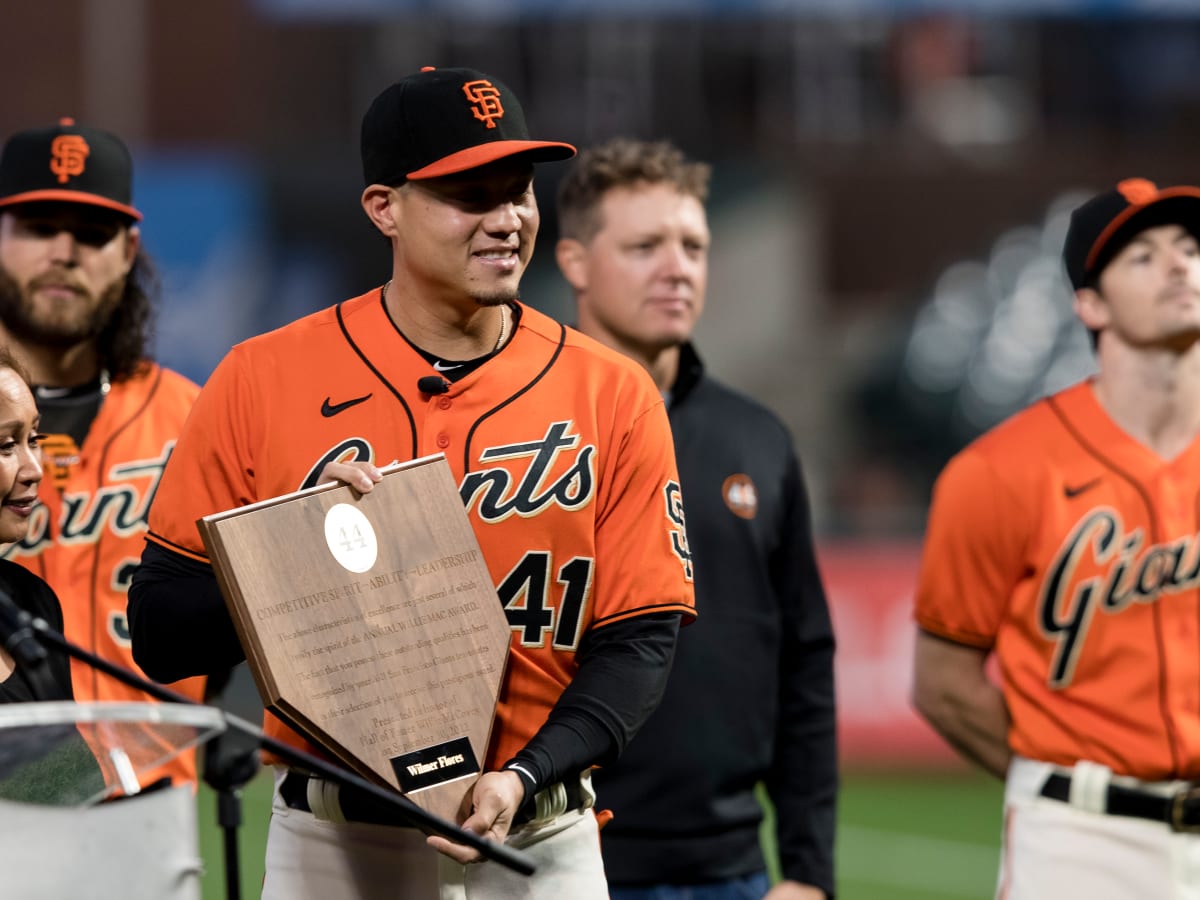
[564,182,710,360]
[0,202,138,350]
[0,366,42,544]
[1078,223,1200,352]
[380,158,539,311]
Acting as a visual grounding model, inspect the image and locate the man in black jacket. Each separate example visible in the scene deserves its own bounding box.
[556,138,837,899]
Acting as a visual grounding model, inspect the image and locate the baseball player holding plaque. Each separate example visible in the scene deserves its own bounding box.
[129,67,695,899]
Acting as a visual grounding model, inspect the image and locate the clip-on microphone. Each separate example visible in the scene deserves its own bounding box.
[417,375,450,395]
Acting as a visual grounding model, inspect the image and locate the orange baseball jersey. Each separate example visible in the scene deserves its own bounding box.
[3,363,207,785]
[145,289,696,770]
[916,379,1200,781]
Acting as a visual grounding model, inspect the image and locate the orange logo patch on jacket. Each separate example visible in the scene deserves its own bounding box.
[722,474,758,520]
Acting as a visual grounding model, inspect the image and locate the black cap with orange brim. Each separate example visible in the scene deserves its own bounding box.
[1063,178,1200,290]
[361,67,576,187]
[0,118,142,222]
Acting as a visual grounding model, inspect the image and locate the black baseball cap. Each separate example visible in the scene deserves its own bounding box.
[361,66,576,186]
[0,118,141,222]
[1063,178,1200,289]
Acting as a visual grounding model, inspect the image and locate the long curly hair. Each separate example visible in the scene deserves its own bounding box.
[101,247,157,381]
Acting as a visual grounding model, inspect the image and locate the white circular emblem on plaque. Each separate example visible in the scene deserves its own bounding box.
[324,503,378,573]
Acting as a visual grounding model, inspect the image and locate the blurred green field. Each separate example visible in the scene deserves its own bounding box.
[196,767,1004,899]
[768,770,1004,899]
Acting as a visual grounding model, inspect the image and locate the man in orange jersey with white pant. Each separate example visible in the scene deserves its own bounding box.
[914,178,1200,898]
[129,67,695,899]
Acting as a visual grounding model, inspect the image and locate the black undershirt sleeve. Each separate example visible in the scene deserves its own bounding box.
[502,611,681,807]
[128,540,246,683]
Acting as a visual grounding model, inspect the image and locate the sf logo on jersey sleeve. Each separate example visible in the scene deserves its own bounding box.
[665,482,693,581]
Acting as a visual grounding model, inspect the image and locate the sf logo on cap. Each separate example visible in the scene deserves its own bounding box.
[462,80,504,129]
[1117,178,1158,205]
[50,134,90,184]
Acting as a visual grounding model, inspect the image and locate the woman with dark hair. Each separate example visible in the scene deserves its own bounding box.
[0,346,72,702]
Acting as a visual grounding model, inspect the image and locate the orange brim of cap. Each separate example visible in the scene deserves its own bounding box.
[406,140,577,180]
[1085,185,1200,274]
[0,189,142,222]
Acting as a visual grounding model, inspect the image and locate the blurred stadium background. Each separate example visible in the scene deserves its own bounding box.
[6,0,1200,895]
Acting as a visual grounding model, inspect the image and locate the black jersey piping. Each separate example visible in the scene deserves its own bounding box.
[146,530,209,559]
[335,293,418,459]
[462,322,568,473]
[1046,394,1181,775]
[89,365,164,702]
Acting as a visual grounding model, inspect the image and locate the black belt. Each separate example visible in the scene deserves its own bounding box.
[1040,772,1200,832]
[280,771,584,827]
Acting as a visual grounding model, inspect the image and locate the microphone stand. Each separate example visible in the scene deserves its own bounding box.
[203,727,259,900]
[0,591,60,703]
[16,612,536,880]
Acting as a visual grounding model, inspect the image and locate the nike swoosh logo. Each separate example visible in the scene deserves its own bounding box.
[1064,478,1101,499]
[321,393,373,417]
[432,360,462,372]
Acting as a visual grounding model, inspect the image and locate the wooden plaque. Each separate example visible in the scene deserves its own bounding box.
[197,454,511,823]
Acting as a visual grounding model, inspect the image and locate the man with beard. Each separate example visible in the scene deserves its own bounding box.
[0,118,206,787]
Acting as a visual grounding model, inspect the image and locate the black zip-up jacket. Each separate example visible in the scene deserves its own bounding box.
[594,343,837,896]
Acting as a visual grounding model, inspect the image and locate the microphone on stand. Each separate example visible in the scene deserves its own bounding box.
[0,587,58,701]
[3,605,537,875]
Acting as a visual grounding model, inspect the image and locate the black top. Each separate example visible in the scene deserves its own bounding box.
[593,343,838,896]
[0,561,108,806]
[0,559,74,703]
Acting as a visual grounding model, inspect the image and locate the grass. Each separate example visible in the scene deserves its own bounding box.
[197,770,271,900]
[823,769,1004,899]
[197,767,1005,899]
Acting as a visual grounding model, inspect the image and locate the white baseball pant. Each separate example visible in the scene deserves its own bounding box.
[999,755,1200,899]
[260,766,608,900]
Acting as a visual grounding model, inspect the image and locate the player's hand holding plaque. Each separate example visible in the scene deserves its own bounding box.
[198,455,511,823]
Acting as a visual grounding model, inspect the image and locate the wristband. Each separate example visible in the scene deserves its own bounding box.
[503,760,540,820]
